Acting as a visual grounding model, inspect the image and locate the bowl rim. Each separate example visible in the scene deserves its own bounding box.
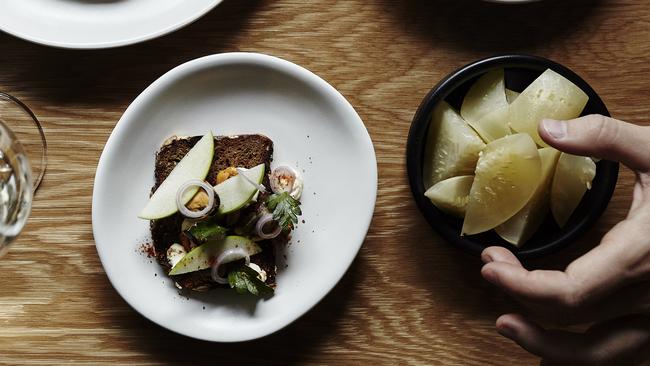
[406,54,619,259]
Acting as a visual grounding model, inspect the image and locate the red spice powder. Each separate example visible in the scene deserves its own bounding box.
[138,242,156,258]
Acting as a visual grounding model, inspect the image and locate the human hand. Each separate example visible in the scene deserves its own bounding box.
[481,115,650,365]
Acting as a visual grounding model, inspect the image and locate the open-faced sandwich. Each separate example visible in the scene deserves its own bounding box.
[139,132,303,297]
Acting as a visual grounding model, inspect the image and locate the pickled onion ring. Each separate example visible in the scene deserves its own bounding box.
[210,247,251,284]
[255,213,282,239]
[175,180,216,219]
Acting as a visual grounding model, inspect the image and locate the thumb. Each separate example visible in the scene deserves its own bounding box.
[538,115,650,172]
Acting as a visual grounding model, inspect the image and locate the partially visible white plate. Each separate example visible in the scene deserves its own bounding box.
[92,53,377,342]
[0,0,222,49]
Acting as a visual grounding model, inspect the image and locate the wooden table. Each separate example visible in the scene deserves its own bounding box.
[0,0,647,364]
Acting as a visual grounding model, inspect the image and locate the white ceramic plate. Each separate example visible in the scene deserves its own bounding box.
[0,0,222,49]
[92,53,377,342]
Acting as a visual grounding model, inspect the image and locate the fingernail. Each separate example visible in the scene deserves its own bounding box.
[481,266,498,284]
[542,119,567,139]
[497,323,517,340]
[482,253,494,264]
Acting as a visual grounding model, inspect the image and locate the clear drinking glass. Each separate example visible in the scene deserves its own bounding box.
[0,92,47,257]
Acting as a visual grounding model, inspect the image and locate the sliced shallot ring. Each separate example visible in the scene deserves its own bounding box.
[236,167,266,192]
[210,247,251,284]
[255,213,282,239]
[176,179,215,219]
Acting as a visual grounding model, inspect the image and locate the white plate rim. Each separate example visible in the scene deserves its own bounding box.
[0,0,223,49]
[91,52,378,342]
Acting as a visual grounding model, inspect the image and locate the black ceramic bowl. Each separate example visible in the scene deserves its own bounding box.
[407,54,619,259]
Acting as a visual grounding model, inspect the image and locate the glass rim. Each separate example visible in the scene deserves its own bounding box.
[0,92,47,192]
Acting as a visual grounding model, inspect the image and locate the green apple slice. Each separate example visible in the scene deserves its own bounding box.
[505,89,520,104]
[424,175,474,218]
[423,101,486,188]
[169,236,262,275]
[214,163,265,215]
[462,133,542,236]
[461,69,510,143]
[496,147,561,246]
[509,69,589,147]
[139,132,214,220]
[551,153,597,227]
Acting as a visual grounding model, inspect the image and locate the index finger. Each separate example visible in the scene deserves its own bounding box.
[482,185,650,306]
[482,220,643,310]
[481,260,581,307]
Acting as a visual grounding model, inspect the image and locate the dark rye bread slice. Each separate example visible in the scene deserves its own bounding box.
[153,135,273,188]
[150,134,276,291]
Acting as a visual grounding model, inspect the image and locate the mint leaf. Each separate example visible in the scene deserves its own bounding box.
[266,192,302,231]
[187,221,227,242]
[227,266,274,296]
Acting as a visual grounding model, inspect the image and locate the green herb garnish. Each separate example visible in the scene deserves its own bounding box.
[227,266,274,296]
[266,192,302,231]
[187,221,228,242]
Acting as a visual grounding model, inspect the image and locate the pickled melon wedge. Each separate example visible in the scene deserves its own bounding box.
[496,148,561,246]
[461,70,510,142]
[461,69,509,123]
[551,153,597,227]
[424,175,474,218]
[505,89,520,104]
[469,106,511,143]
[462,133,542,236]
[509,69,589,147]
[422,101,486,188]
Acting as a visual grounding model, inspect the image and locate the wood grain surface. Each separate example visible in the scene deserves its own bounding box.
[0,0,648,364]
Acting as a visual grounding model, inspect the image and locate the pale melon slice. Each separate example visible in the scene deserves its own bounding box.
[461,70,511,143]
[505,89,520,104]
[169,236,261,275]
[469,106,511,143]
[551,153,597,227]
[509,69,589,147]
[422,101,486,188]
[462,133,542,236]
[461,69,509,123]
[496,147,561,246]
[139,132,214,220]
[424,175,474,218]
